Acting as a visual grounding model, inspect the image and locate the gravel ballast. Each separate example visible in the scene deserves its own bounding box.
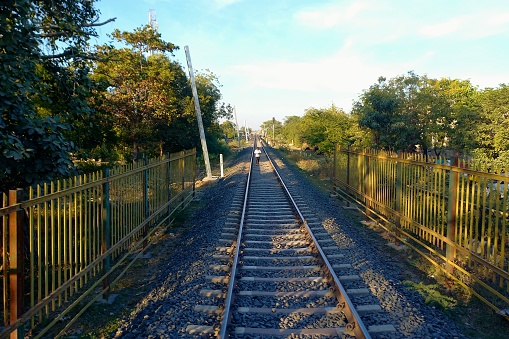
[103,147,468,338]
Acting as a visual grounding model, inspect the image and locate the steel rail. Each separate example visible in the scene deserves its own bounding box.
[217,140,257,338]
[261,143,372,339]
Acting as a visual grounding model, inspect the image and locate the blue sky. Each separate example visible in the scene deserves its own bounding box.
[93,0,509,130]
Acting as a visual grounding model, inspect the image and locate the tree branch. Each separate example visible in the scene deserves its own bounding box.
[37,18,117,38]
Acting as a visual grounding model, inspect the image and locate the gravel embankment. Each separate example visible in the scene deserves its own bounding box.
[109,147,467,339]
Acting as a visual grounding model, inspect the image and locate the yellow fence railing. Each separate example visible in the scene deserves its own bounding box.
[0,148,196,338]
[333,146,509,317]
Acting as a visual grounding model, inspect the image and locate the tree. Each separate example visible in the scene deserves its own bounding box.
[474,84,509,165]
[92,25,182,160]
[0,0,114,191]
[299,105,352,154]
[282,116,303,147]
[352,76,402,150]
[421,78,481,157]
[261,118,283,144]
[353,72,480,155]
[220,120,236,139]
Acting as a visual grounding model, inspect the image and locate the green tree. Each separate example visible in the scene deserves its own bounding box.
[299,105,352,154]
[352,76,402,150]
[474,84,509,165]
[421,78,481,157]
[282,116,303,147]
[0,0,113,191]
[353,72,480,155]
[261,118,283,145]
[220,120,236,139]
[92,25,182,161]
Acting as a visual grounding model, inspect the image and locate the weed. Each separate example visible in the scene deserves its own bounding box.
[404,281,458,310]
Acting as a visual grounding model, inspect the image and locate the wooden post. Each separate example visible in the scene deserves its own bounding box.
[184,46,212,179]
[102,169,111,299]
[9,189,24,339]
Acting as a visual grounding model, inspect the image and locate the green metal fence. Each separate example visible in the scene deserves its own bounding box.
[333,146,509,317]
[0,149,196,338]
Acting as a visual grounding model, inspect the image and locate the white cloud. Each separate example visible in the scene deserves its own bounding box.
[229,40,396,112]
[294,0,376,29]
[419,17,465,37]
[418,11,509,39]
[213,0,243,8]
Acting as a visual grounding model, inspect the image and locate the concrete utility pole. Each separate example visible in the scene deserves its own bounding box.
[244,120,248,142]
[184,46,212,179]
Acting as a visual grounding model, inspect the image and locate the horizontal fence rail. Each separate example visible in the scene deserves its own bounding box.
[0,149,197,338]
[333,146,509,318]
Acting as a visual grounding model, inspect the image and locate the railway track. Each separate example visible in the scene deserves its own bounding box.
[187,140,396,338]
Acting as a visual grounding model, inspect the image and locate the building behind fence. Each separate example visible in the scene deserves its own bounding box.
[333,146,509,318]
[0,149,196,338]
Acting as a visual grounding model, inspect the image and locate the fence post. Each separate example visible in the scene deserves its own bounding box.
[364,150,371,221]
[102,169,111,299]
[446,164,459,274]
[395,152,403,245]
[332,144,337,191]
[346,145,351,207]
[8,189,24,339]
[181,151,186,209]
[192,149,197,198]
[220,154,224,178]
[143,159,149,250]
[167,153,171,217]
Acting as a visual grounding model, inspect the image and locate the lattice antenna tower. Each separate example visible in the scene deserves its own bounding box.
[148,9,158,56]
[148,9,158,32]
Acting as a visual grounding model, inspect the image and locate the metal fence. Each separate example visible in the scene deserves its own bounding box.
[333,146,509,317]
[0,149,196,338]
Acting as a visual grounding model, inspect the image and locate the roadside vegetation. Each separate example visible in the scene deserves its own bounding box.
[1,1,245,193]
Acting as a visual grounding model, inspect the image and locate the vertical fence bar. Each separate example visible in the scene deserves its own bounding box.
[102,168,111,298]
[2,193,8,326]
[181,151,186,209]
[167,154,172,217]
[364,151,371,220]
[346,146,351,207]
[9,189,24,339]
[446,167,459,274]
[220,154,224,178]
[395,152,403,245]
[143,159,149,250]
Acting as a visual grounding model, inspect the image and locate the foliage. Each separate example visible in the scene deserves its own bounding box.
[422,78,481,156]
[404,281,458,310]
[352,72,482,155]
[220,120,236,139]
[277,105,355,154]
[0,0,112,191]
[91,26,184,161]
[473,84,509,166]
[261,118,283,144]
[281,116,303,146]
